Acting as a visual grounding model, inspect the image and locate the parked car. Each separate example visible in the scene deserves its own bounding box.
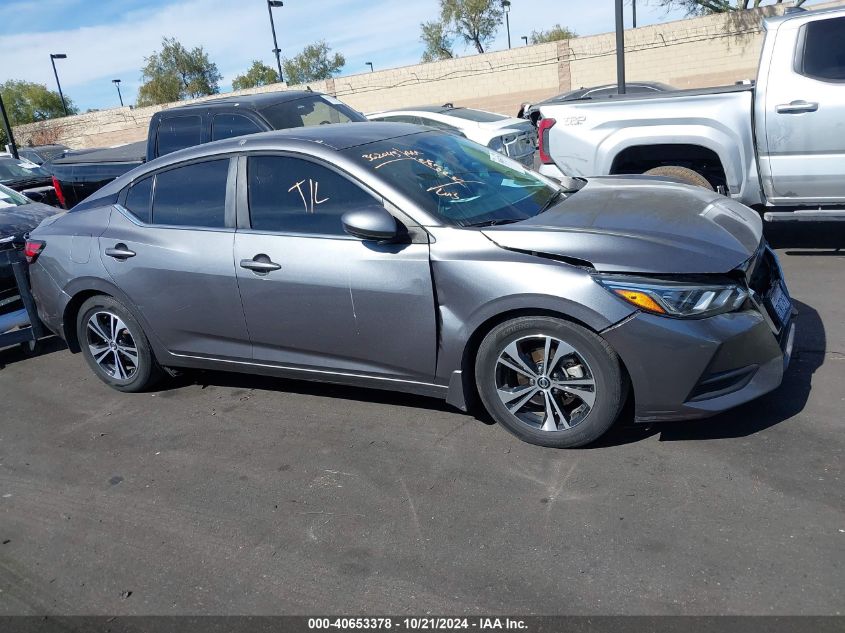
[0,183,60,334]
[28,123,794,448]
[17,144,70,166]
[367,105,536,167]
[520,82,674,126]
[0,156,60,206]
[537,6,845,221]
[48,90,366,208]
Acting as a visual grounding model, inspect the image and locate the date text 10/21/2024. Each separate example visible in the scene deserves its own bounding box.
[307,618,529,630]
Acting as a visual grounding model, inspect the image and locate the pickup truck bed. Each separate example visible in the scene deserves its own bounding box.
[47,141,146,209]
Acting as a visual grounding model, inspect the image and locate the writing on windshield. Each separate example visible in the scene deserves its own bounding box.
[361,148,482,200]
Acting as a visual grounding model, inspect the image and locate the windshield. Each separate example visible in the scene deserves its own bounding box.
[0,158,49,184]
[261,95,366,130]
[0,183,30,207]
[346,132,559,227]
[443,108,508,123]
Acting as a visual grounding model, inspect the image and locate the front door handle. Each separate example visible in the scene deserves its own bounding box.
[105,244,136,259]
[775,101,819,114]
[240,255,281,273]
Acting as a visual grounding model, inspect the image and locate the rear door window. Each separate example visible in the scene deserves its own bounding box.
[212,113,263,141]
[151,159,230,228]
[156,115,203,157]
[798,16,845,81]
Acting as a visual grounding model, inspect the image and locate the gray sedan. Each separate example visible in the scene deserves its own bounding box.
[27,123,795,448]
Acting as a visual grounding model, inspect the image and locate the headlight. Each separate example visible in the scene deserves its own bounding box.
[597,276,748,318]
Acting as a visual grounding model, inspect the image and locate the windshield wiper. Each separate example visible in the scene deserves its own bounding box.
[463,218,522,228]
[536,188,564,215]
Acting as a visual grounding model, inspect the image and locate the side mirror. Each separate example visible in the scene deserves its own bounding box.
[342,205,398,241]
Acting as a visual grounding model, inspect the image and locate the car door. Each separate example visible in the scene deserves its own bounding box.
[99,157,252,360]
[762,15,845,205]
[233,153,437,383]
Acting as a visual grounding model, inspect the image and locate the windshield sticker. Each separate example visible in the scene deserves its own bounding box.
[289,179,328,214]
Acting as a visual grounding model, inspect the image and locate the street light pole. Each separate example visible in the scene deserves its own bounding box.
[267,0,284,83]
[0,90,19,159]
[632,0,637,28]
[365,62,374,73]
[520,35,528,46]
[615,0,627,94]
[502,0,511,49]
[112,79,124,107]
[50,53,69,116]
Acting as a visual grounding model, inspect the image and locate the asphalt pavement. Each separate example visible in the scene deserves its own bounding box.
[0,222,842,615]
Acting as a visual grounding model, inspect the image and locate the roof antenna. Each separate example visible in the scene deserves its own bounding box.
[442,102,454,108]
[306,85,313,92]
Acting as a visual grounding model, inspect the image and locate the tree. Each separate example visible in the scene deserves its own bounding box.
[137,37,222,106]
[0,80,77,146]
[440,0,503,54]
[282,41,345,85]
[658,0,805,15]
[232,60,280,90]
[530,24,577,44]
[420,20,455,62]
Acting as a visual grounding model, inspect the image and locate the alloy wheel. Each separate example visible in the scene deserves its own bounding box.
[495,335,596,432]
[85,311,139,380]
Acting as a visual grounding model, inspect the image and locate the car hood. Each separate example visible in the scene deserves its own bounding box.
[481,176,763,274]
[0,200,62,241]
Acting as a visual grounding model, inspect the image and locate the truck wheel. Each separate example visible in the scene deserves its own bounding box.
[643,166,714,190]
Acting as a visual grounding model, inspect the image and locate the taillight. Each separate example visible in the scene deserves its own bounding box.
[537,117,556,165]
[51,176,67,209]
[24,239,45,264]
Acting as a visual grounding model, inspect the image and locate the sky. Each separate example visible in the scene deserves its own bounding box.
[0,0,818,112]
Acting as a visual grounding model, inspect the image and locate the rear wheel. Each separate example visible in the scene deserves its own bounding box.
[76,295,162,392]
[643,165,714,190]
[475,317,626,448]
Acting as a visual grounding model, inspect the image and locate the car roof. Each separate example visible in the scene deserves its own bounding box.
[166,89,322,112]
[82,122,430,205]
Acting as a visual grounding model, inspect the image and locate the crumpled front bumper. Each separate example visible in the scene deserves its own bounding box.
[601,243,795,423]
[603,307,794,423]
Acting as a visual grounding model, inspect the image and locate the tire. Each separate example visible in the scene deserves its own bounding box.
[76,295,162,392]
[475,317,626,448]
[643,165,714,190]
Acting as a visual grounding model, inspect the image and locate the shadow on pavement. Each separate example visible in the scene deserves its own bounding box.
[764,220,845,250]
[0,335,66,370]
[165,369,460,415]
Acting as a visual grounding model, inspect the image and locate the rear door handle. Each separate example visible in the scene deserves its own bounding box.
[105,244,136,259]
[775,101,819,114]
[240,255,281,273]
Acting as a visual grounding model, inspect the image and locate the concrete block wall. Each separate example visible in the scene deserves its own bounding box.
[14,0,845,149]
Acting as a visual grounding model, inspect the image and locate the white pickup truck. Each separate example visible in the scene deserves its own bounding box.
[537,6,845,221]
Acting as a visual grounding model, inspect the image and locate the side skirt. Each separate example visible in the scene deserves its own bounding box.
[160,352,451,401]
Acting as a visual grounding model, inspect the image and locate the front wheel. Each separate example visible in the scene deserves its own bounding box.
[475,317,626,448]
[76,295,162,392]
